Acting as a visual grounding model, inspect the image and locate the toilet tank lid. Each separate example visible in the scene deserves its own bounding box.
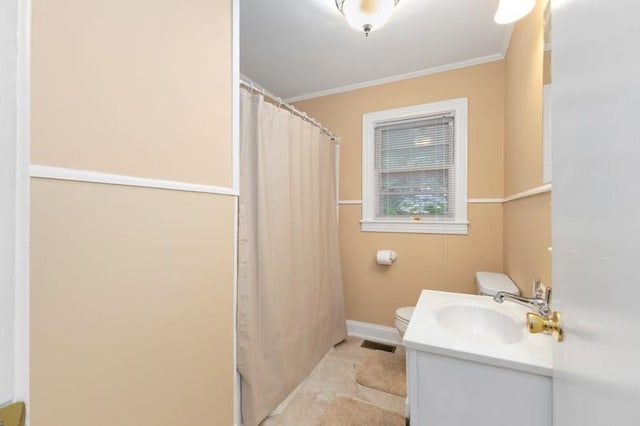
[475,271,519,295]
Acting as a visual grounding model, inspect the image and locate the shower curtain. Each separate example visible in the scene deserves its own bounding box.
[237,88,347,426]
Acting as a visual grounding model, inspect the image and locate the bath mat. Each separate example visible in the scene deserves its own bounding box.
[316,396,405,426]
[355,349,407,397]
[360,340,397,353]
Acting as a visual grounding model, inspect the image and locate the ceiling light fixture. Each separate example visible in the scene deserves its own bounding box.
[494,0,535,24]
[335,0,400,37]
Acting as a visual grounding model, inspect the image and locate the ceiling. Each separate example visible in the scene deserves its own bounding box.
[240,0,511,101]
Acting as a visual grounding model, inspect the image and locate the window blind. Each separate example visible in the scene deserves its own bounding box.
[374,114,455,220]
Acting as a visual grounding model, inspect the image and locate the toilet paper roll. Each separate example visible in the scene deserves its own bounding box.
[376,250,397,266]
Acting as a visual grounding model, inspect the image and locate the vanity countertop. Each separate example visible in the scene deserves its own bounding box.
[403,290,553,377]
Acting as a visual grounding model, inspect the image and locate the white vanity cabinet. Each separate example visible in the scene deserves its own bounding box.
[403,290,552,426]
[406,348,551,425]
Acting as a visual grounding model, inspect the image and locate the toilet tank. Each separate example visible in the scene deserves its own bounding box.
[475,271,520,296]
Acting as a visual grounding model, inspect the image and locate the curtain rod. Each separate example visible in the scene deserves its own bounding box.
[240,79,339,142]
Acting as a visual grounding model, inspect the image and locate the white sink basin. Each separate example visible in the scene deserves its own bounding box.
[436,304,524,344]
[403,290,552,376]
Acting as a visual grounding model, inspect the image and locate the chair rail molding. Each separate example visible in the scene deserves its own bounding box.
[30,165,239,197]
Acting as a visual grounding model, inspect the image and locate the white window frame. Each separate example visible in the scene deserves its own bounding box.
[361,98,468,234]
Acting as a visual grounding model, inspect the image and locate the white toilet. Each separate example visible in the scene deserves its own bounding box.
[474,271,520,297]
[394,306,414,337]
[394,271,520,337]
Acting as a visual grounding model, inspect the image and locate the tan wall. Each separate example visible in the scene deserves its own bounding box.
[339,204,503,325]
[31,0,232,187]
[296,61,505,326]
[503,193,551,295]
[30,181,235,426]
[30,0,235,425]
[504,0,545,196]
[504,0,552,296]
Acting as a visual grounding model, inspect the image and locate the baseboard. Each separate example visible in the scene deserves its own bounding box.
[346,320,402,346]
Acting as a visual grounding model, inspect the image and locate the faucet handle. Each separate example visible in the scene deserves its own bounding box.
[533,277,543,298]
[543,286,552,304]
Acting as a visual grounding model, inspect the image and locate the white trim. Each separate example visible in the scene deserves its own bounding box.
[30,165,239,196]
[284,54,504,103]
[501,23,515,57]
[232,0,242,424]
[339,196,544,206]
[231,0,240,196]
[15,0,30,414]
[468,198,503,204]
[347,320,402,345]
[361,220,469,235]
[346,320,402,346]
[504,184,552,202]
[233,196,242,426]
[335,144,341,221]
[361,98,468,235]
[0,0,27,407]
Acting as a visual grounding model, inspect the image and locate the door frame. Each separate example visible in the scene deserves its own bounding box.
[13,0,31,410]
[0,0,29,414]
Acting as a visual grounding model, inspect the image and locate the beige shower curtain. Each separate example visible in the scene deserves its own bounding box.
[237,88,347,426]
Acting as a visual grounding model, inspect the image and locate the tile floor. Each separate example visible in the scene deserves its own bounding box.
[261,338,406,426]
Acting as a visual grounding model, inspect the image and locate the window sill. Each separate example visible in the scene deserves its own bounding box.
[360,219,469,235]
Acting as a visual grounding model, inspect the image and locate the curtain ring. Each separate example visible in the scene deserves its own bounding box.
[250,83,254,95]
[277,97,282,109]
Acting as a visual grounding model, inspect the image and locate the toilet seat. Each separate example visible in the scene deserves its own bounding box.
[395,306,414,323]
[395,306,415,337]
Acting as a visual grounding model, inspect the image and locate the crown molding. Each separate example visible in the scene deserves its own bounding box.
[284,53,505,103]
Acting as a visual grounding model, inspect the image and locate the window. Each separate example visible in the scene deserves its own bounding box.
[361,98,468,234]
